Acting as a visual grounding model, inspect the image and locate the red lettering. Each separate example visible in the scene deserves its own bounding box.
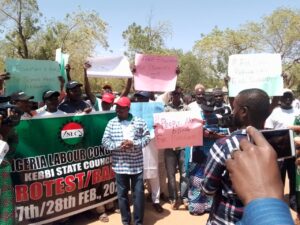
[102,166,110,180]
[55,178,65,195]
[92,169,102,185]
[15,185,29,202]
[30,182,43,201]
[65,175,76,193]
[75,172,85,189]
[43,179,55,197]
[111,168,115,177]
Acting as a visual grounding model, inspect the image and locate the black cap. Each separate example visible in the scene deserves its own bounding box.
[43,90,60,100]
[10,91,34,101]
[134,91,151,98]
[66,81,83,90]
[0,96,10,103]
[212,88,223,96]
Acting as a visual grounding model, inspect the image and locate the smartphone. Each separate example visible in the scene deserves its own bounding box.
[248,129,295,160]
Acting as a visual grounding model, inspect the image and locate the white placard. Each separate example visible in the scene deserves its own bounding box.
[228,53,283,97]
[86,56,133,78]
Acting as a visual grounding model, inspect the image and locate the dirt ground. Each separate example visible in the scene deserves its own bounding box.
[70,181,296,225]
[73,198,209,225]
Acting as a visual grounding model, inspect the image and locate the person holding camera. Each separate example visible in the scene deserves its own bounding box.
[226,126,293,225]
[200,88,270,225]
[10,91,36,118]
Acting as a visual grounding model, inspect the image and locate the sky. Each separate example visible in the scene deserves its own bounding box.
[37,0,300,55]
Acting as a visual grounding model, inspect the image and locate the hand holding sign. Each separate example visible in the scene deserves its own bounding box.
[154,111,203,149]
[134,54,178,92]
[86,56,133,78]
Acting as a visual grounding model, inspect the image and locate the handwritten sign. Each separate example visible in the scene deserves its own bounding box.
[130,102,164,136]
[5,59,60,102]
[228,53,283,97]
[154,111,203,149]
[134,54,178,92]
[86,56,133,78]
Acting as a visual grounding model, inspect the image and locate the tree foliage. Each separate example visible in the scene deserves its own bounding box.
[1,3,300,93]
[32,9,109,87]
[0,0,41,58]
[193,8,300,89]
[246,8,300,88]
[0,1,109,90]
[122,21,172,61]
[193,27,257,79]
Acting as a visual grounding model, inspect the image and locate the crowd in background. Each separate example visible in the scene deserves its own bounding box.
[0,63,299,225]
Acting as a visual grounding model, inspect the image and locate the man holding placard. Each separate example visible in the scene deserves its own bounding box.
[164,86,190,210]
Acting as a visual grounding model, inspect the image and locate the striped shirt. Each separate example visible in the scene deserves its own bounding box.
[201,129,247,225]
[102,114,150,174]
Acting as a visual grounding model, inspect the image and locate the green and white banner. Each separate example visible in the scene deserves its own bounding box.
[12,112,116,224]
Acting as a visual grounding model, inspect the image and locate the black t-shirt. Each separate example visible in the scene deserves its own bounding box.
[58,99,91,113]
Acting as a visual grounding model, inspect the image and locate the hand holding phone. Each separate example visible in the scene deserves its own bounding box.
[248,129,295,160]
[226,126,284,205]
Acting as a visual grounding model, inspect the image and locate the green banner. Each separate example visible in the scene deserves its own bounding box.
[12,112,116,224]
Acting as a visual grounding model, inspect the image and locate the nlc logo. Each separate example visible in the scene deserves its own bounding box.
[60,122,84,145]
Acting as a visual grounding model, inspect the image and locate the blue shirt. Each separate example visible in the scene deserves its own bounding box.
[102,114,150,174]
[237,198,294,225]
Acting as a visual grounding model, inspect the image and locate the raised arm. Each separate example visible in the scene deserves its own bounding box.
[120,78,132,97]
[83,62,96,106]
[65,64,72,82]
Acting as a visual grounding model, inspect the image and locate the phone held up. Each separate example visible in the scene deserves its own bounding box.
[248,129,295,160]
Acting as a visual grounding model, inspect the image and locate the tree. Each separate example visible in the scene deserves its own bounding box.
[169,50,220,92]
[42,10,109,88]
[122,20,172,61]
[193,27,257,79]
[246,8,300,88]
[0,6,109,90]
[0,0,41,58]
[194,8,300,89]
[122,21,222,92]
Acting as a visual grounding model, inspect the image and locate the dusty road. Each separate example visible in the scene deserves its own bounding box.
[71,185,296,225]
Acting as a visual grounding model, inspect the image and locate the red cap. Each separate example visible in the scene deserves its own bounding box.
[102,93,115,104]
[115,96,131,107]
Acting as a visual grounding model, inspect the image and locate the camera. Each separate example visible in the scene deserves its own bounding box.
[201,93,233,128]
[0,97,22,126]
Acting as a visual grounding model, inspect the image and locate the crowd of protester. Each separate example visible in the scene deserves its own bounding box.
[0,62,299,225]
